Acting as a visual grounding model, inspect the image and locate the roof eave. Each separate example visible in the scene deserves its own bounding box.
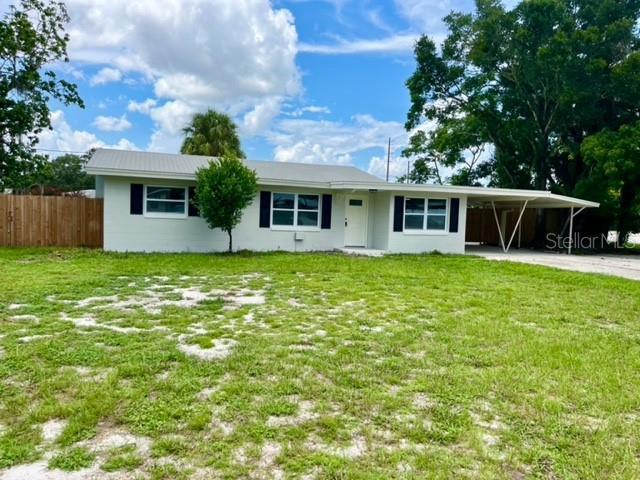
[86,168,336,189]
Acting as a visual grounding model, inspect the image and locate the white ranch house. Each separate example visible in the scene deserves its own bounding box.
[87,149,599,254]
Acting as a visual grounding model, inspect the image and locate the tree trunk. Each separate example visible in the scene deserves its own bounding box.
[532,143,550,249]
[617,182,636,247]
[227,230,233,253]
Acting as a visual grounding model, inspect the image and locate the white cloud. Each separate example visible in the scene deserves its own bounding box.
[147,100,198,152]
[394,0,455,31]
[367,9,394,33]
[299,33,418,54]
[92,115,132,132]
[274,141,353,165]
[367,155,410,180]
[242,97,284,136]
[89,67,123,86]
[148,100,197,137]
[285,105,332,117]
[127,98,157,114]
[65,0,300,144]
[267,114,407,166]
[302,106,331,114]
[38,111,138,154]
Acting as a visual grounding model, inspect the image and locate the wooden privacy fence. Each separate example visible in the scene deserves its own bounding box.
[0,195,103,248]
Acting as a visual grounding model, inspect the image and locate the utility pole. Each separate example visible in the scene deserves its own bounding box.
[385,137,391,182]
[406,160,410,183]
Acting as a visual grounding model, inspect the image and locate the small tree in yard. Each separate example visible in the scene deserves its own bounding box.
[195,154,257,253]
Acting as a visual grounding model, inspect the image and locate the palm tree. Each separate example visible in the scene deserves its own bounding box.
[180,109,245,158]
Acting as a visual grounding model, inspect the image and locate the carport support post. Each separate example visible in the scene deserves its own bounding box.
[566,207,586,254]
[505,200,529,252]
[568,207,574,255]
[491,201,506,252]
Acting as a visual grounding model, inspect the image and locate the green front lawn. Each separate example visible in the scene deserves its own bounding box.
[1,249,639,479]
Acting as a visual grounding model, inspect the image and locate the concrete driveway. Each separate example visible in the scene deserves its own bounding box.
[467,246,640,281]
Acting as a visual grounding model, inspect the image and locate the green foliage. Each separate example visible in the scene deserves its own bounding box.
[195,154,258,252]
[33,151,95,194]
[181,109,244,158]
[151,437,189,458]
[101,445,144,472]
[404,0,640,232]
[0,426,39,468]
[0,0,84,191]
[48,447,95,471]
[581,122,640,243]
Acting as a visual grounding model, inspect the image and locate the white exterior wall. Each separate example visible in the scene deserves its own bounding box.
[371,191,390,250]
[103,176,353,253]
[102,176,467,254]
[95,176,105,198]
[386,194,467,254]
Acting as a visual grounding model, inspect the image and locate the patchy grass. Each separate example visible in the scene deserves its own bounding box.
[101,444,144,472]
[48,447,95,471]
[1,248,640,479]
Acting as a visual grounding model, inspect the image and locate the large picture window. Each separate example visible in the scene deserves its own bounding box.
[404,197,448,232]
[145,186,187,217]
[272,193,320,229]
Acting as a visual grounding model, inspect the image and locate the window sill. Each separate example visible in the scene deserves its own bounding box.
[270,226,321,232]
[401,230,449,236]
[143,213,188,220]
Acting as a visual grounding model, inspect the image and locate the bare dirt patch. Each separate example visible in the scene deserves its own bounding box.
[41,419,68,443]
[306,434,367,459]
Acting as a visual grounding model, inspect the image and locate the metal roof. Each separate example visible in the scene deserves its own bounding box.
[87,149,599,209]
[331,182,600,208]
[87,148,384,187]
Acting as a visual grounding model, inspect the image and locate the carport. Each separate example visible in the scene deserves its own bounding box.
[465,190,600,254]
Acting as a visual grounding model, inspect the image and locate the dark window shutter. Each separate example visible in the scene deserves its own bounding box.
[188,186,200,217]
[393,196,404,232]
[321,194,332,229]
[259,191,271,228]
[449,198,460,233]
[130,184,143,215]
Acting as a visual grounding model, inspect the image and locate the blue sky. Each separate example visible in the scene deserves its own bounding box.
[24,0,477,179]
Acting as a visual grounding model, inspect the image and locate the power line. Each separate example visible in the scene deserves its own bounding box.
[34,147,88,155]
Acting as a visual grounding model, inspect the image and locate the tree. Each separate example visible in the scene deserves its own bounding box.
[404,0,640,238]
[397,131,446,184]
[398,116,490,185]
[581,122,640,244]
[38,151,94,194]
[0,0,84,191]
[181,109,244,158]
[195,154,257,252]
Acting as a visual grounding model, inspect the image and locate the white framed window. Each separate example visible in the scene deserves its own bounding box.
[144,185,187,218]
[404,197,448,233]
[271,192,320,230]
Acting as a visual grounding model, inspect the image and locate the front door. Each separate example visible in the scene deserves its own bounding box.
[344,195,368,247]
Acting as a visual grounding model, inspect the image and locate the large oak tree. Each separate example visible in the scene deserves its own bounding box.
[404,0,640,240]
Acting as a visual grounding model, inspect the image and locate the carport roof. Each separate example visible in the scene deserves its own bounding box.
[332,182,599,208]
[87,149,598,209]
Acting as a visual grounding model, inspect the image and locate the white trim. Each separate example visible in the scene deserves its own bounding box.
[143,185,188,219]
[270,192,321,231]
[402,197,449,235]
